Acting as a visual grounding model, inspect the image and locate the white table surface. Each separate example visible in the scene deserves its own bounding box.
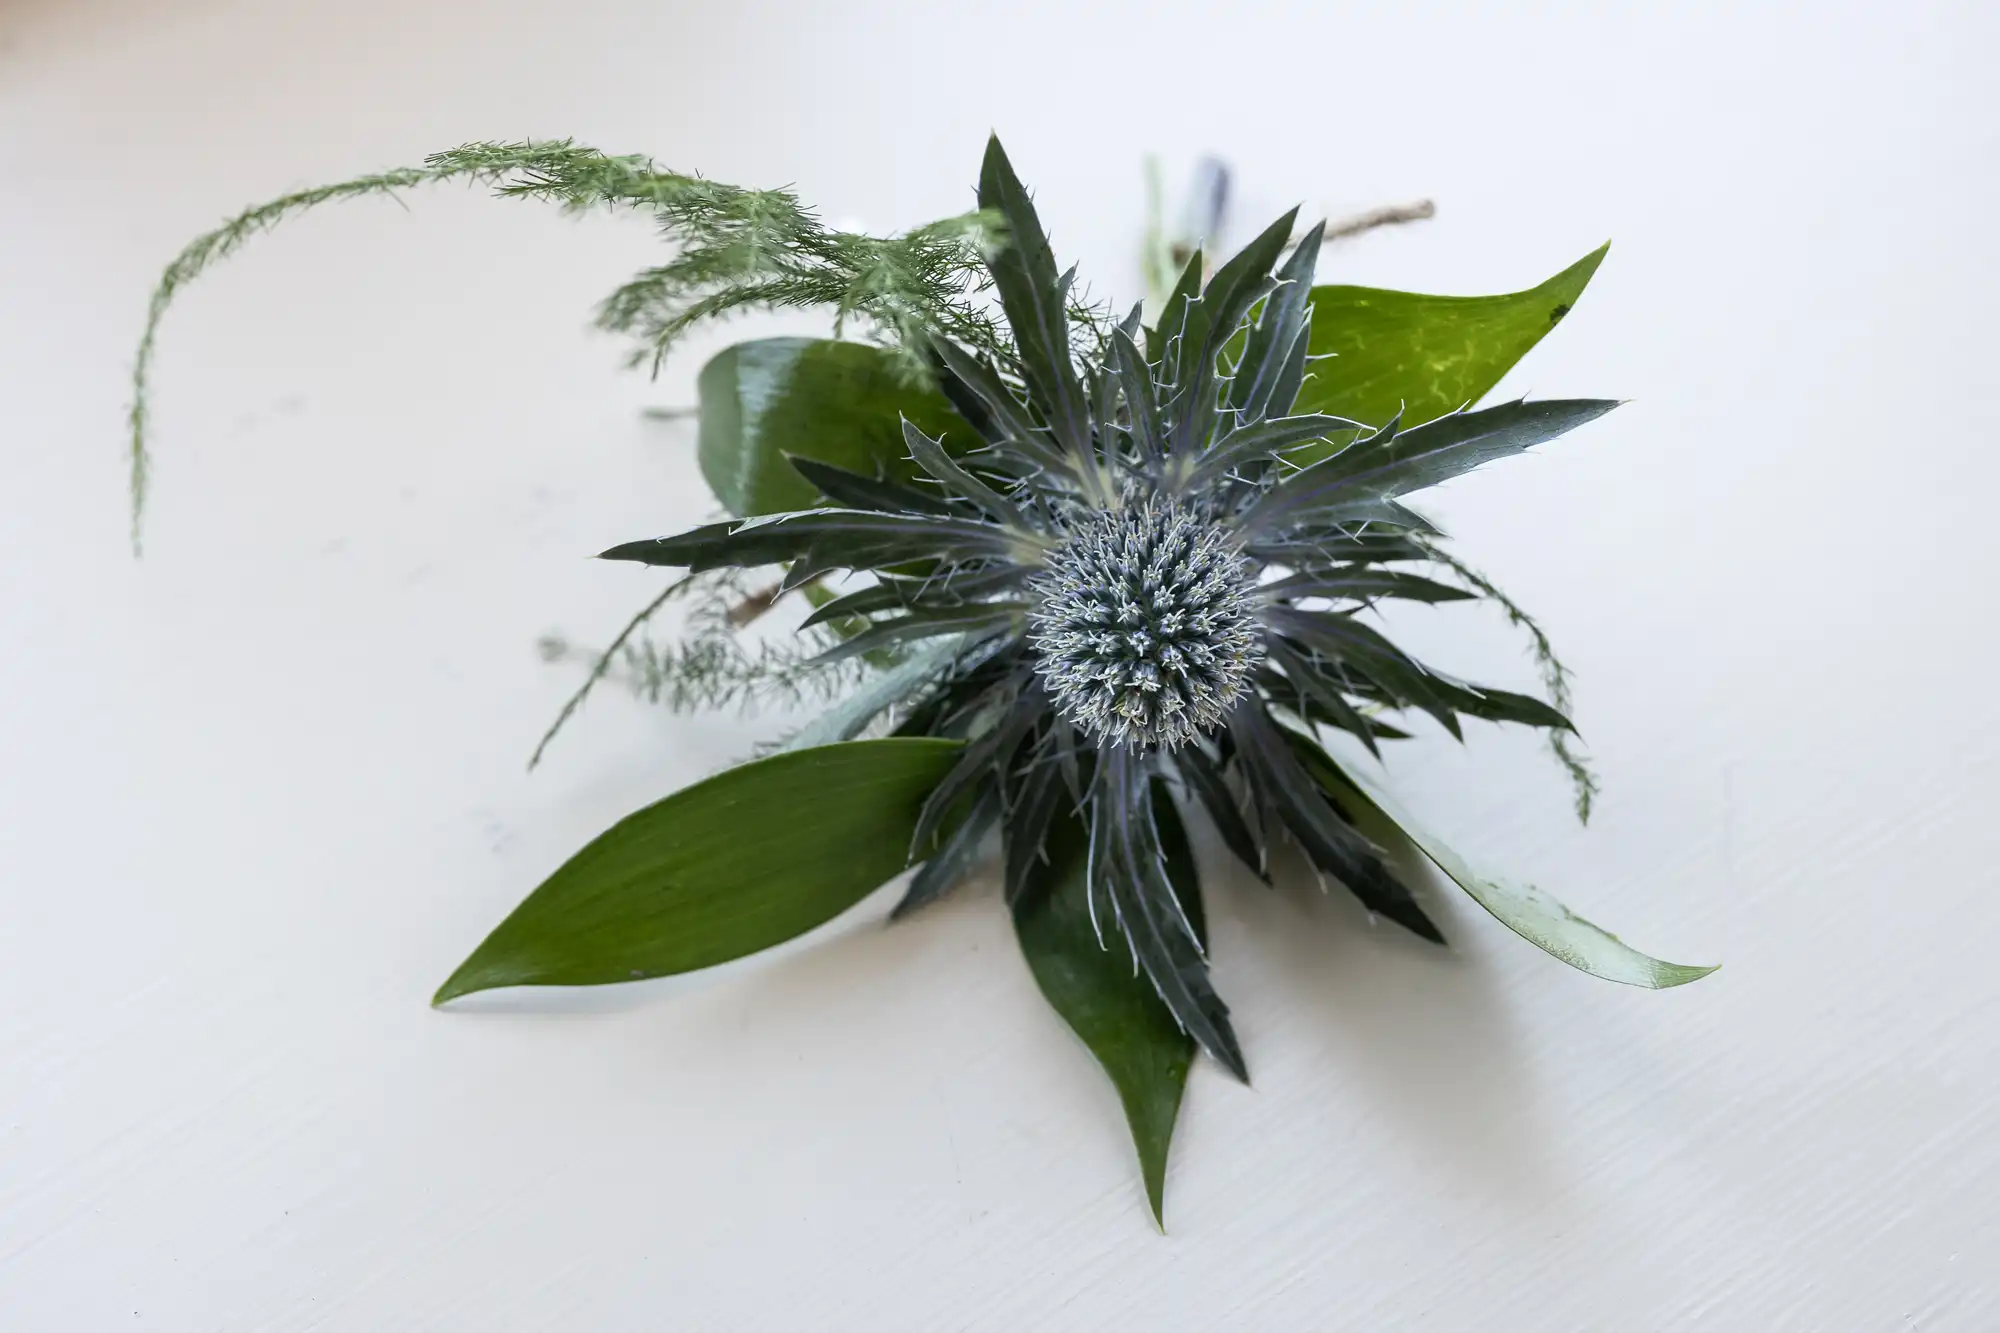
[3,0,1996,1327]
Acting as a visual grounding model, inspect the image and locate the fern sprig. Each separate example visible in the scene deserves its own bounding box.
[532,571,865,766]
[128,139,1009,550]
[1420,538,1602,823]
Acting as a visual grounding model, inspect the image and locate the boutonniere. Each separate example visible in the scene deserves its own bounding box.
[131,136,1712,1227]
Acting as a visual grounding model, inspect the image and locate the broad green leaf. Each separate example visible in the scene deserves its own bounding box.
[1291,244,1608,438]
[1298,745,1716,989]
[1012,788,1205,1229]
[434,738,964,1002]
[696,338,964,517]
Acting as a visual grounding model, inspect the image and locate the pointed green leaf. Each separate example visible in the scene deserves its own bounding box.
[899,417,1025,527]
[1290,245,1608,444]
[434,738,965,1002]
[1299,747,1716,988]
[1012,787,1204,1229]
[697,338,964,517]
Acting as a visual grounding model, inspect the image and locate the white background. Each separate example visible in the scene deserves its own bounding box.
[3,0,1996,1327]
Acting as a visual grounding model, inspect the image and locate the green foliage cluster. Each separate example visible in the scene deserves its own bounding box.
[581,138,1650,1100]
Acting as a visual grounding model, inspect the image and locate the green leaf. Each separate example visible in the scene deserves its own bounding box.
[696,337,964,517]
[1298,745,1717,989]
[1012,785,1204,1229]
[1291,244,1609,436]
[1187,411,1369,488]
[434,738,965,1002]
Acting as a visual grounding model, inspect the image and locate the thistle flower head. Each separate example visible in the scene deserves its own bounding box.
[605,134,1618,1084]
[1029,497,1260,750]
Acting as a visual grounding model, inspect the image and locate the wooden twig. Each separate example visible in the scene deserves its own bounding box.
[1320,199,1436,243]
[726,579,786,628]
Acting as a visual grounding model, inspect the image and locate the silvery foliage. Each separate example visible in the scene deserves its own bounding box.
[603,137,1615,1079]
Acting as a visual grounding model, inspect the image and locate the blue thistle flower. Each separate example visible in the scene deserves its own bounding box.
[1028,496,1261,751]
[604,135,1618,1081]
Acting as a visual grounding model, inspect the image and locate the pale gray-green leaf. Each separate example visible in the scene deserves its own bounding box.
[1323,759,1716,988]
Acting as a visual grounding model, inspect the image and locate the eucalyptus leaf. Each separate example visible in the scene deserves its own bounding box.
[434,739,964,1002]
[697,338,964,517]
[1301,747,1717,988]
[1012,786,1203,1228]
[1291,244,1609,448]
